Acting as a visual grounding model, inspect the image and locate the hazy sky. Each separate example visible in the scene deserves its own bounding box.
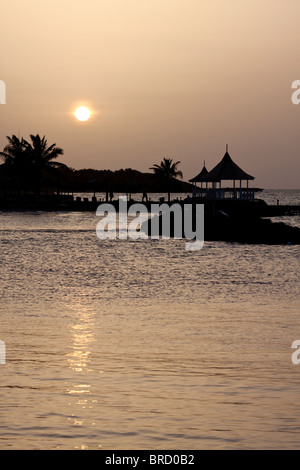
[1,0,300,188]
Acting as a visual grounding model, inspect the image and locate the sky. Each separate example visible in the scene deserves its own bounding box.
[1,0,300,188]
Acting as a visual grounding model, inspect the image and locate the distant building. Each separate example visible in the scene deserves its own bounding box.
[189,161,208,187]
[189,146,256,200]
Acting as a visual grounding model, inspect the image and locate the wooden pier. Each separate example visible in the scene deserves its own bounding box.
[0,194,299,218]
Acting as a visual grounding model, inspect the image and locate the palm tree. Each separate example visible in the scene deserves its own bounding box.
[0,135,28,193]
[23,134,66,195]
[150,157,183,202]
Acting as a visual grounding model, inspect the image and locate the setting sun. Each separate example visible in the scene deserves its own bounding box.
[74,106,91,122]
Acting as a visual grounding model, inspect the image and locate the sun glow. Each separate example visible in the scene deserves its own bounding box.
[75,106,91,122]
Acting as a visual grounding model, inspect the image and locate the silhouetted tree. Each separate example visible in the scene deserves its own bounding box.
[23,134,67,194]
[0,135,29,192]
[0,134,67,195]
[150,157,183,201]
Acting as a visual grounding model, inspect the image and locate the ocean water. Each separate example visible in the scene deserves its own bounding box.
[0,191,299,449]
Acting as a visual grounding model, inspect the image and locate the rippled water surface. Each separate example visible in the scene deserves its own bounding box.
[0,192,300,449]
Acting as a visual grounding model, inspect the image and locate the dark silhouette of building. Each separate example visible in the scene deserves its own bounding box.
[189,146,256,200]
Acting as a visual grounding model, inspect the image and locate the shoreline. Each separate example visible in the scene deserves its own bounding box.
[0,195,299,216]
[1,197,299,245]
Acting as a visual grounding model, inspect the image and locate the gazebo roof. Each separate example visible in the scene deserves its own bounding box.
[189,163,209,182]
[202,151,255,181]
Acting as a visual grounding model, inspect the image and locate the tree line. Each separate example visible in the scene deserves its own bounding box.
[0,134,191,198]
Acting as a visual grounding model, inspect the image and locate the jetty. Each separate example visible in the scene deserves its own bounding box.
[0,147,299,245]
[0,192,299,245]
[1,148,298,217]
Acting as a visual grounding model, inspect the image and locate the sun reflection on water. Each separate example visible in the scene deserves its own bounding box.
[66,305,96,395]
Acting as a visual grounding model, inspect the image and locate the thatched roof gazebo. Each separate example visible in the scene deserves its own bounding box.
[189,146,256,200]
[189,162,209,184]
[202,148,254,183]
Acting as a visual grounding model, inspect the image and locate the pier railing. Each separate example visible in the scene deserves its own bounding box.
[193,188,255,201]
